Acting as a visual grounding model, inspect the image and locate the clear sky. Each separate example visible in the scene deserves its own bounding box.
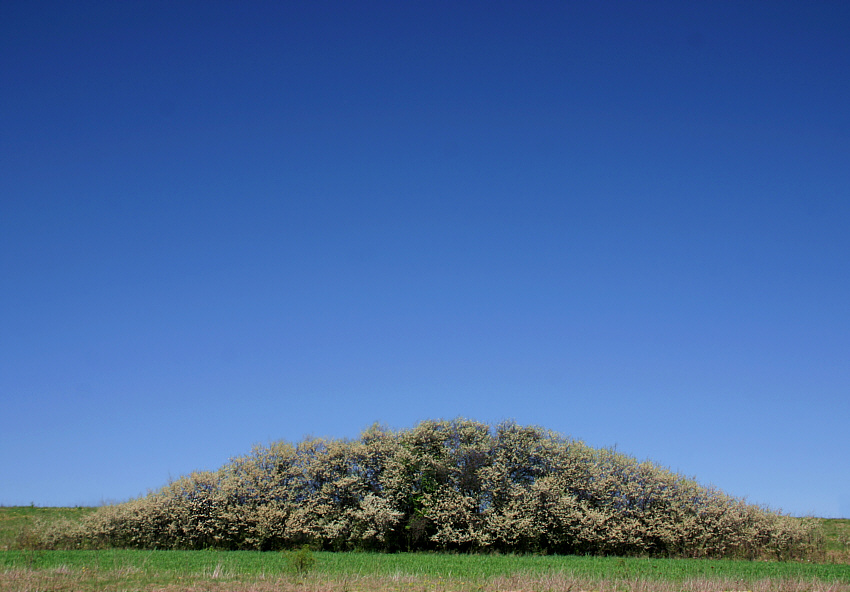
[1,1,848,518]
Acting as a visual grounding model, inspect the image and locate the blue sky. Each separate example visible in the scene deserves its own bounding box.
[1,1,848,518]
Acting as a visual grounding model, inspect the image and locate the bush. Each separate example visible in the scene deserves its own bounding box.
[31,418,821,558]
[285,544,317,575]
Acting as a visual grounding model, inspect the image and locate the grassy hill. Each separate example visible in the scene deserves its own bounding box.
[821,517,850,563]
[0,506,96,551]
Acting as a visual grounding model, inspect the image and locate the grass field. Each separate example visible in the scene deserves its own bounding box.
[2,550,850,592]
[1,507,849,592]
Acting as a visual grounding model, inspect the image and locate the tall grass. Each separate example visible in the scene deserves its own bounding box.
[3,549,850,579]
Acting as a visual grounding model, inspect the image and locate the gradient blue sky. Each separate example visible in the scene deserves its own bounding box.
[2,1,848,518]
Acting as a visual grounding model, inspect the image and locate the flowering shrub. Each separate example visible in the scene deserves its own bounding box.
[35,419,819,558]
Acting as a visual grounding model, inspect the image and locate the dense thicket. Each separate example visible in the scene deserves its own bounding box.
[38,419,817,558]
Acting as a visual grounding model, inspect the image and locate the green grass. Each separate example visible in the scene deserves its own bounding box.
[819,518,850,564]
[821,519,850,549]
[1,549,848,580]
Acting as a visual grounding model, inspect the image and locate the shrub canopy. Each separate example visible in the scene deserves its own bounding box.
[40,419,817,558]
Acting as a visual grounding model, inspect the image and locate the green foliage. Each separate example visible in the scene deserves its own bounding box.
[285,544,317,575]
[22,419,823,559]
